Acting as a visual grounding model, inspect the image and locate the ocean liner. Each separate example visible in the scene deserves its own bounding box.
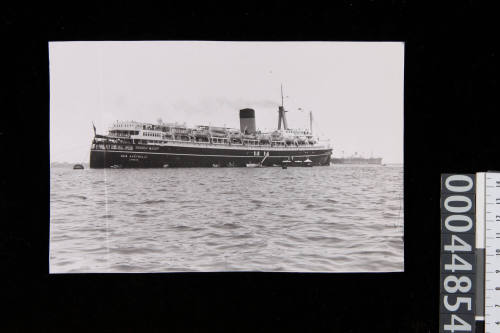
[331,154,382,165]
[89,91,332,168]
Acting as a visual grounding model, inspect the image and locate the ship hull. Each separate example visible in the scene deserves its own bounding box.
[90,143,332,168]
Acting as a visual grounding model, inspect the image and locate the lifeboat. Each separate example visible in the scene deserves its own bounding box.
[242,133,257,140]
[194,130,209,138]
[297,136,307,143]
[209,127,228,137]
[193,126,210,138]
[281,160,291,169]
[227,129,241,136]
[193,128,211,142]
[270,131,283,141]
[257,133,271,144]
[259,138,270,144]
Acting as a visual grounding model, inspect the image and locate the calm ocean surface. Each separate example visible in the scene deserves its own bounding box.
[50,165,404,273]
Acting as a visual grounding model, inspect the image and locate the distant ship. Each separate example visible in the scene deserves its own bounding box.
[331,154,382,165]
[90,87,333,168]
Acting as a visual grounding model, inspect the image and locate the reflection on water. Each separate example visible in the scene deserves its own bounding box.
[50,165,404,273]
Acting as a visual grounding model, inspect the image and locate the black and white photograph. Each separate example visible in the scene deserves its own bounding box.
[10,3,500,332]
[49,41,404,273]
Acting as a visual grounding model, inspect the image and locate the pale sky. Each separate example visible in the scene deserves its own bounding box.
[49,41,404,163]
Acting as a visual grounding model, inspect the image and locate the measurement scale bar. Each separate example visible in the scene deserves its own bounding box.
[484,172,500,333]
[476,173,486,329]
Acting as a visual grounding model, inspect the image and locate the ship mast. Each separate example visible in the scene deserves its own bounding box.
[277,84,288,130]
[281,84,284,108]
[309,111,313,134]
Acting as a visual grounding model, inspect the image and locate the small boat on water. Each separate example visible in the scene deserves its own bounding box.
[163,164,169,168]
[110,164,122,169]
[304,158,313,167]
[246,163,261,168]
[212,163,220,168]
[281,160,291,169]
[73,164,84,170]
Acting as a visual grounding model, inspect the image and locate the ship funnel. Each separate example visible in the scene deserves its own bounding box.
[239,108,256,134]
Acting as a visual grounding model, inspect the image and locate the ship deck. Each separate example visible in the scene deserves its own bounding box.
[95,138,330,151]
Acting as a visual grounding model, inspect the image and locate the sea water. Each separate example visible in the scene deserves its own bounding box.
[50,165,404,273]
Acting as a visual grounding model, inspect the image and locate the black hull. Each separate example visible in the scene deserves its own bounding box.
[90,144,332,168]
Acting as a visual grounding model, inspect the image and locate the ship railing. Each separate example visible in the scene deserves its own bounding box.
[92,142,328,152]
[95,135,329,150]
[151,139,327,150]
[108,134,131,138]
